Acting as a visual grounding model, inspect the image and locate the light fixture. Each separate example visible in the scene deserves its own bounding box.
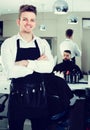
[53,0,68,14]
[67,15,78,24]
[39,24,46,31]
[67,0,78,24]
[39,4,46,31]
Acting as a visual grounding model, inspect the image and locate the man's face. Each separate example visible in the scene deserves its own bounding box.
[17,11,36,33]
[63,52,71,60]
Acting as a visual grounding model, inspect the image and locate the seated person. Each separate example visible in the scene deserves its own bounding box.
[53,50,83,80]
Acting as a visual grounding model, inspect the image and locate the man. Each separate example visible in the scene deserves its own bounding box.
[60,29,81,64]
[1,5,54,130]
[53,50,83,80]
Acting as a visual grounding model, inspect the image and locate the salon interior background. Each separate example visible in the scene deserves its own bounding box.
[0,0,90,72]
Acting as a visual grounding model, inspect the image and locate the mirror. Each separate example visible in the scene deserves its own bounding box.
[0,12,90,75]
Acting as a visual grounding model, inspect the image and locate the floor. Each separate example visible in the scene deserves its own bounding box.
[0,118,8,130]
[0,119,32,130]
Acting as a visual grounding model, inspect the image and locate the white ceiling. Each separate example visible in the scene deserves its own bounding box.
[1,0,90,15]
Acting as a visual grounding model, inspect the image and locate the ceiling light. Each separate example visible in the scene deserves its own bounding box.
[67,15,78,24]
[39,24,46,31]
[39,4,46,31]
[53,0,68,14]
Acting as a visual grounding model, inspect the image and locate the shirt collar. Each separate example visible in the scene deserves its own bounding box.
[16,33,37,43]
[65,38,72,41]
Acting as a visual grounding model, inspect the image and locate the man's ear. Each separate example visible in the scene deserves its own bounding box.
[16,19,20,26]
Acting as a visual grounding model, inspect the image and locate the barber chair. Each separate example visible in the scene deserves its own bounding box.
[47,95,71,130]
[0,94,9,130]
[0,94,8,118]
[48,110,70,130]
[85,88,90,129]
[69,98,86,130]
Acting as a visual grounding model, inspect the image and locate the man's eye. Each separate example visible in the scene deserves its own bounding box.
[23,18,27,21]
[31,19,35,22]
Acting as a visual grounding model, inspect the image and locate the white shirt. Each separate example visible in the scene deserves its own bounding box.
[1,34,54,79]
[60,38,81,58]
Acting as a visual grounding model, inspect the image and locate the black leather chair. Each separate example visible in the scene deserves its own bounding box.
[85,88,90,129]
[47,94,71,130]
[0,94,8,119]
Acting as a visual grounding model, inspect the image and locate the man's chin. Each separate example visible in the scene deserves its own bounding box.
[63,59,67,61]
[24,30,32,33]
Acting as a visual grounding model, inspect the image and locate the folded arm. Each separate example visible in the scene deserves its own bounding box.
[1,40,54,79]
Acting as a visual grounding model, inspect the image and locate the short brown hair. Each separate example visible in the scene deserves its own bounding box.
[18,4,37,18]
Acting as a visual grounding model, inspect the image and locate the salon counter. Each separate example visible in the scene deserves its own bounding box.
[68,81,89,90]
[0,80,10,94]
[0,72,10,94]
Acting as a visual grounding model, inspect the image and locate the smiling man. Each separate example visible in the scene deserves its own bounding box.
[1,4,54,130]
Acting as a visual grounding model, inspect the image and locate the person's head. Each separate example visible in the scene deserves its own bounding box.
[63,50,71,60]
[65,29,73,39]
[17,4,37,33]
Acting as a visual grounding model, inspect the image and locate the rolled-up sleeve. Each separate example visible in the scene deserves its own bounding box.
[1,38,33,79]
[74,43,81,56]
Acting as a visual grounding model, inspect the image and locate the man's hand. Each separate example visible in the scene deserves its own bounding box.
[15,60,29,67]
[15,55,48,67]
[37,55,48,60]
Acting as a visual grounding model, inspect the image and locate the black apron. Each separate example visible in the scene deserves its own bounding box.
[8,39,48,119]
